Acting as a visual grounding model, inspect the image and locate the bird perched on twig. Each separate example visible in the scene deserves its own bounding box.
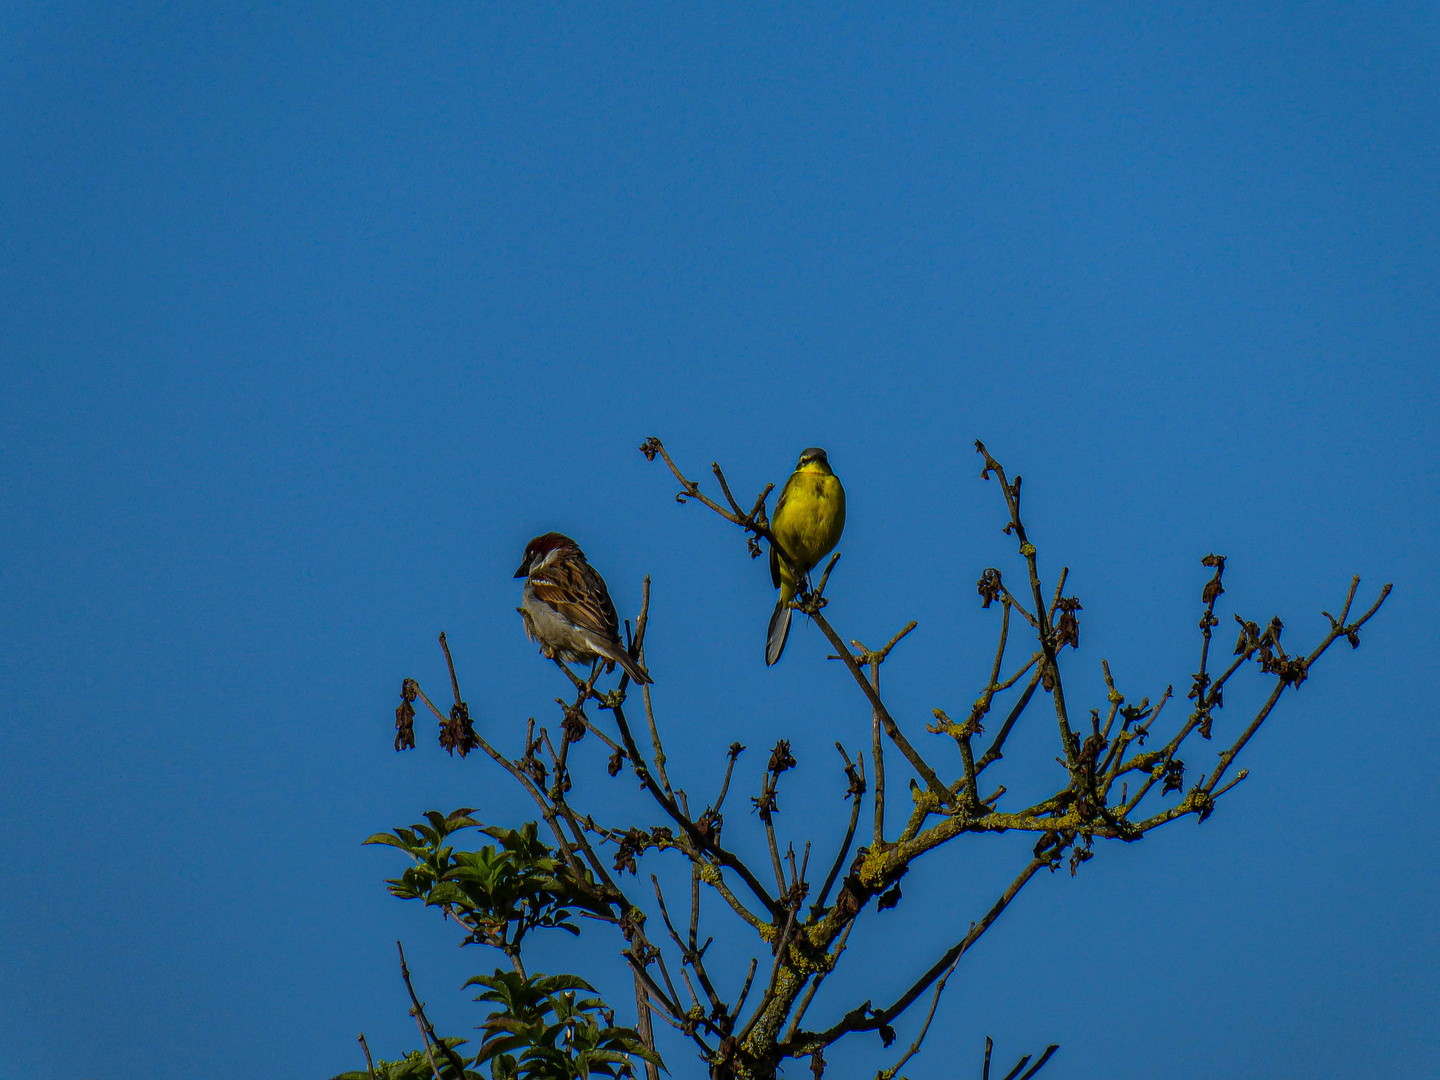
[767,447,846,666]
[514,532,653,685]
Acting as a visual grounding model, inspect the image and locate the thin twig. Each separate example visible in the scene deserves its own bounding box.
[624,950,719,1052]
[632,969,661,1080]
[630,578,674,799]
[731,957,760,1022]
[689,864,702,951]
[974,443,1078,767]
[650,948,687,1016]
[815,552,843,599]
[1205,580,1390,794]
[398,941,468,1079]
[665,871,729,1027]
[759,769,788,897]
[870,656,885,846]
[358,1033,377,1080]
[803,856,1045,1049]
[411,680,610,909]
[1048,567,1069,618]
[811,610,955,810]
[814,747,864,915]
[714,744,743,812]
[607,698,782,918]
[412,1011,441,1080]
[876,948,965,1078]
[438,632,463,712]
[651,874,725,1016]
[1017,1045,1061,1079]
[975,668,1043,773]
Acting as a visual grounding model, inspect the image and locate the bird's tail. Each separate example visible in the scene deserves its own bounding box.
[766,591,794,667]
[609,644,653,686]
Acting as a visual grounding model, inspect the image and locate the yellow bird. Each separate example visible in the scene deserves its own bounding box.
[766,447,846,665]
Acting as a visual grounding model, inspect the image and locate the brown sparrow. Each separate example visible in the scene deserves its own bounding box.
[514,532,653,685]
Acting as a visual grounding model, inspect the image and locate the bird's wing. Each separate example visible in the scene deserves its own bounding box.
[770,471,797,588]
[529,556,622,643]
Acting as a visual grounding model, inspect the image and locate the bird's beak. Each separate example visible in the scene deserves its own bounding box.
[513,561,528,579]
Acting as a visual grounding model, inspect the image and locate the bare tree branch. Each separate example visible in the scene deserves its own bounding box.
[798,856,1046,1051]
[398,941,468,1080]
[368,437,1394,1080]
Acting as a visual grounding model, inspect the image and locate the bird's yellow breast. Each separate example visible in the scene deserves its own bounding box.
[773,466,846,582]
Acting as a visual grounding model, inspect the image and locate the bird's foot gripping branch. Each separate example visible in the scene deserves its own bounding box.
[347,437,1389,1080]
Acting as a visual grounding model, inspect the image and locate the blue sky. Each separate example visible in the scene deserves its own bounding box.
[1,3,1436,1078]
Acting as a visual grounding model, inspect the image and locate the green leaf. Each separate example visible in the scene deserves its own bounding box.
[531,973,596,995]
[425,882,470,906]
[364,832,412,849]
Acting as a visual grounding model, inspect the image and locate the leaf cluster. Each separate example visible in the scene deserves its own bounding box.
[365,811,612,951]
[470,970,662,1079]
[358,811,659,1079]
[333,1038,479,1080]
